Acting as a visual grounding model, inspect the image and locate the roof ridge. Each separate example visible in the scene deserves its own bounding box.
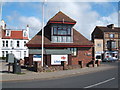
[48,11,76,23]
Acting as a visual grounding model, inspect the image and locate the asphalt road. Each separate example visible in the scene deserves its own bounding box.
[2,62,119,88]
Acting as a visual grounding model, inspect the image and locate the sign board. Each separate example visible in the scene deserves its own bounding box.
[6,53,15,63]
[51,55,68,65]
[33,55,41,61]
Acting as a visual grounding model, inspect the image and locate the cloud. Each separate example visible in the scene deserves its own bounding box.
[44,2,118,39]
[5,2,118,40]
[18,16,42,38]
[6,15,42,38]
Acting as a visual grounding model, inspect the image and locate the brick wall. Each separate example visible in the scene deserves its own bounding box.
[72,47,92,66]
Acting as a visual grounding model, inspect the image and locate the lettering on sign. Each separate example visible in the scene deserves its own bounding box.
[51,55,68,65]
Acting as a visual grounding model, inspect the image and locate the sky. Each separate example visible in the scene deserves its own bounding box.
[0,0,119,39]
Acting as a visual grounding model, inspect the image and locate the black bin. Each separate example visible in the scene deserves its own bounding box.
[13,59,21,74]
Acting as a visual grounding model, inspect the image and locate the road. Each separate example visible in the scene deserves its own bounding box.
[2,62,119,88]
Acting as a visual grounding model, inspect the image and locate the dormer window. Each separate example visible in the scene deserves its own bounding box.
[52,25,73,43]
[23,31,27,37]
[6,30,11,36]
[53,25,71,36]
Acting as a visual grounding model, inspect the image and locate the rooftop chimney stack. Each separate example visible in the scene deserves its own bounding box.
[1,20,6,30]
[107,24,114,29]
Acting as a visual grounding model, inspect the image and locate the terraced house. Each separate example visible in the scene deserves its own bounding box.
[26,11,93,67]
[92,24,120,61]
[0,20,29,60]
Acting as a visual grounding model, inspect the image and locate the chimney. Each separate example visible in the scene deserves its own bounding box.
[26,24,29,31]
[107,24,114,29]
[1,20,6,29]
[26,24,29,39]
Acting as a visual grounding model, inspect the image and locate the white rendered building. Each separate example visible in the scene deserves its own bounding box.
[0,20,29,60]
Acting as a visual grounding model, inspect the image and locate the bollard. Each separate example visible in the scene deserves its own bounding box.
[78,61,83,68]
[61,61,67,70]
[92,60,95,67]
[96,60,100,66]
[34,61,42,72]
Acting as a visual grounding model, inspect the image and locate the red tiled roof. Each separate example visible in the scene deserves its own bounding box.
[2,30,28,40]
[47,11,76,24]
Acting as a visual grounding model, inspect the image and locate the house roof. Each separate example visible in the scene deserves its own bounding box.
[96,26,120,32]
[47,11,76,24]
[26,28,93,48]
[2,29,29,40]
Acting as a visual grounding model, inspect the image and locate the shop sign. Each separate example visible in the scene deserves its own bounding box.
[51,55,68,65]
[33,55,41,61]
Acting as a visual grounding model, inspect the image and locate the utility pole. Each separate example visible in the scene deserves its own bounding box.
[41,0,46,67]
[0,0,2,21]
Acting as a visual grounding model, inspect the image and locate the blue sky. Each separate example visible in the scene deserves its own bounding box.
[1,1,119,39]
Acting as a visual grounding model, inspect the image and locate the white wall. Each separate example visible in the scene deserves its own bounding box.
[0,39,29,60]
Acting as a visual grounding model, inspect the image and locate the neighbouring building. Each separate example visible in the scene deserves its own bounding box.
[92,24,120,61]
[26,11,93,67]
[0,20,29,60]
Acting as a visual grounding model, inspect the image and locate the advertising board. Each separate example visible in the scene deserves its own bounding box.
[33,55,41,61]
[51,55,68,65]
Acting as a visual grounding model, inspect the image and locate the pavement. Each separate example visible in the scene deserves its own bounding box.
[0,61,118,82]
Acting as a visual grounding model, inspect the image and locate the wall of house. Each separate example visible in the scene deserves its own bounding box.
[0,39,29,59]
[71,47,92,66]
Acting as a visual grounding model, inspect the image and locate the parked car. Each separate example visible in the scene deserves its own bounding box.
[102,57,118,62]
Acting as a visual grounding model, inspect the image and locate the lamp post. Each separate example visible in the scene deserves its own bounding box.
[41,0,46,67]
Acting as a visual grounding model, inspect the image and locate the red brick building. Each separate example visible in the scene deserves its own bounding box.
[26,11,93,67]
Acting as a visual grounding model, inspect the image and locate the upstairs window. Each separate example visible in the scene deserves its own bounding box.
[6,41,8,47]
[17,41,20,47]
[53,25,71,36]
[23,31,27,37]
[109,34,114,38]
[24,41,26,45]
[2,41,5,47]
[6,30,11,36]
[52,25,73,43]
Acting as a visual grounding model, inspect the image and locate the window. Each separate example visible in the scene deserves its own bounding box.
[52,36,72,43]
[6,30,11,36]
[52,25,72,43]
[10,41,13,47]
[2,41,5,47]
[97,44,101,47]
[69,48,77,56]
[23,31,27,37]
[6,51,8,57]
[107,40,116,49]
[24,41,26,46]
[111,41,116,48]
[24,51,26,57]
[109,34,114,38]
[17,41,20,47]
[6,41,8,47]
[53,25,71,36]
[2,51,4,57]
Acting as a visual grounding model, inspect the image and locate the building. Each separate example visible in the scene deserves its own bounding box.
[92,24,120,61]
[26,11,93,67]
[0,20,29,60]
